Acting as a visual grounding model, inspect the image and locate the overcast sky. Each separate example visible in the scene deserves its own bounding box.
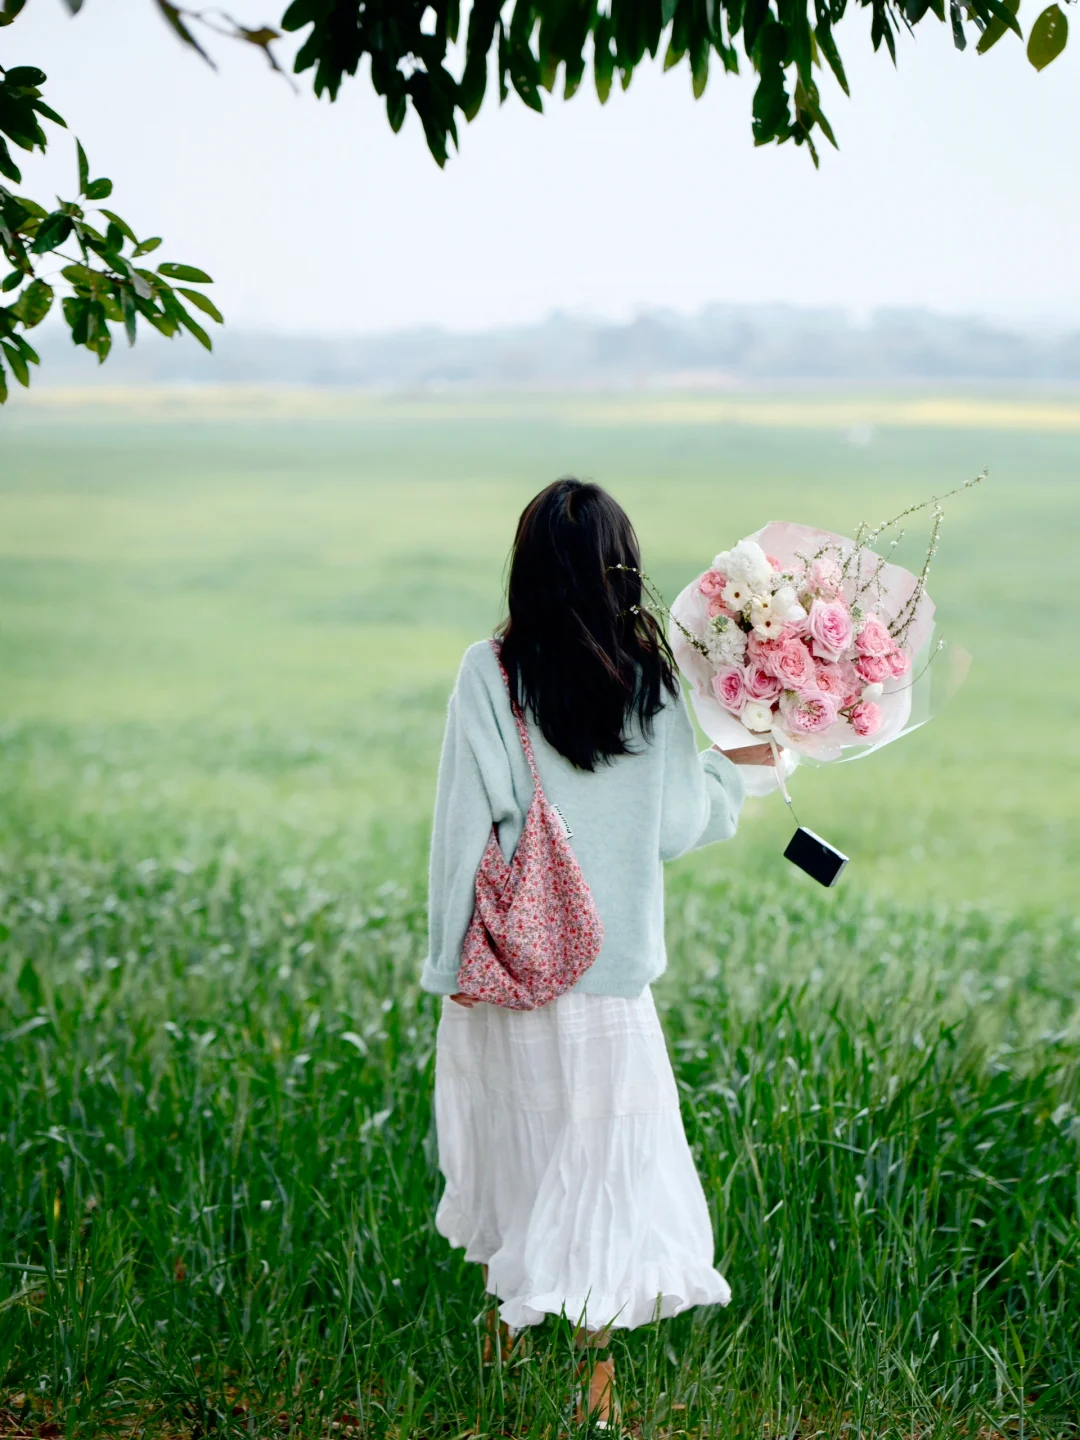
[7,1,1077,334]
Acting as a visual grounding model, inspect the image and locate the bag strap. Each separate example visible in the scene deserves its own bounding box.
[489,638,541,786]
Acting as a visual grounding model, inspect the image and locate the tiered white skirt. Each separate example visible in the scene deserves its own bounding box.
[433,986,731,1332]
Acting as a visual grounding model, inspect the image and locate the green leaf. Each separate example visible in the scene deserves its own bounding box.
[11,278,53,327]
[11,332,39,365]
[0,0,29,27]
[497,19,509,102]
[155,0,216,65]
[664,37,686,69]
[752,14,791,144]
[157,262,212,283]
[0,340,29,386]
[82,298,111,361]
[815,22,850,95]
[135,295,178,337]
[0,357,8,405]
[1,270,21,293]
[175,301,212,351]
[62,293,90,344]
[386,87,407,132]
[950,0,968,49]
[120,286,137,346]
[84,178,113,201]
[98,209,136,242]
[132,236,162,258]
[77,138,89,194]
[177,286,223,324]
[31,100,67,128]
[0,138,22,185]
[4,66,47,87]
[690,20,710,97]
[795,76,838,149]
[61,262,99,288]
[129,269,153,301]
[564,46,586,99]
[30,212,73,254]
[594,15,615,103]
[976,0,1022,50]
[1027,3,1067,67]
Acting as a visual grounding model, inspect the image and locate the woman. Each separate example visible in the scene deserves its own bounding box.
[421,479,773,1427]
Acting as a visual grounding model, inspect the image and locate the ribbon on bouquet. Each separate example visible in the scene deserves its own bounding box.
[768,735,801,827]
[768,734,850,888]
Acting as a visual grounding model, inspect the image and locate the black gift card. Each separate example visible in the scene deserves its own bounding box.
[784,826,849,888]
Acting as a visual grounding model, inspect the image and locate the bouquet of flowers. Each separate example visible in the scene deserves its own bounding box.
[667,480,979,764]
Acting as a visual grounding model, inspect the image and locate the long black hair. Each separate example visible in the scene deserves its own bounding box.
[497,478,679,772]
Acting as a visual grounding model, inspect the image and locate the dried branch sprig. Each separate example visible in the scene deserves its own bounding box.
[854,527,905,605]
[838,469,985,638]
[891,503,945,647]
[609,563,709,657]
[155,3,295,86]
[862,469,984,555]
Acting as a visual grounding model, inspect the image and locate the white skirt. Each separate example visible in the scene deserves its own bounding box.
[433,986,732,1332]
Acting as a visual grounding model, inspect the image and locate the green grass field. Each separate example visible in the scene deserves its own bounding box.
[0,390,1077,1438]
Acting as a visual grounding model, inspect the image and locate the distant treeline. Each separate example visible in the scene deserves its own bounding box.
[30,304,1080,388]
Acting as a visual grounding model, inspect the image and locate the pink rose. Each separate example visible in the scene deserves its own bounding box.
[698,569,727,599]
[887,647,911,678]
[747,632,780,664]
[855,654,892,684]
[806,556,843,597]
[813,662,849,700]
[781,613,810,640]
[744,663,782,701]
[779,689,839,735]
[766,639,817,694]
[849,700,883,738]
[838,661,864,705]
[856,615,893,658]
[808,598,854,662]
[707,595,736,619]
[712,665,747,714]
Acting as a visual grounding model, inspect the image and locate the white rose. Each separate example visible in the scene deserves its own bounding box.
[861,681,884,700]
[770,584,803,622]
[742,699,775,733]
[714,539,772,593]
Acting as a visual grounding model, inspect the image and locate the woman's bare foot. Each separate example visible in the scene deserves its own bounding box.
[481,1305,513,1364]
[575,1355,617,1428]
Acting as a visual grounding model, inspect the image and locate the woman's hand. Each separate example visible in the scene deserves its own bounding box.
[713,743,777,766]
[450,993,479,1008]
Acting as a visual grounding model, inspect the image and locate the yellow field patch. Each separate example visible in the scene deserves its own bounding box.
[11,384,1080,432]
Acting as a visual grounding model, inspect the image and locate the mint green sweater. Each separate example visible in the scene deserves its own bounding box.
[421,640,747,999]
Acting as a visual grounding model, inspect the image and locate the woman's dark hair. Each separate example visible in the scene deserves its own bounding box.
[497,478,679,772]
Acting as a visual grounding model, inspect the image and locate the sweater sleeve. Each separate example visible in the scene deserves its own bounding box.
[420,678,497,996]
[659,690,747,862]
